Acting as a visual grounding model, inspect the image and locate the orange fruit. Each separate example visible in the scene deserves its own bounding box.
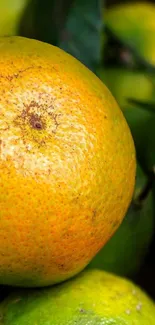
[0,36,136,287]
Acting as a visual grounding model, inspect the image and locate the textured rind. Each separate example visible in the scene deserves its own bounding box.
[0,36,136,286]
[0,270,155,324]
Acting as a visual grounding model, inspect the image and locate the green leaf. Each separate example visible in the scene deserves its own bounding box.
[135,115,155,174]
[58,0,103,72]
[122,103,155,174]
[23,0,73,45]
[127,98,155,114]
[120,98,155,174]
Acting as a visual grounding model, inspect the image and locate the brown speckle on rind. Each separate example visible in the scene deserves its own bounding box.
[50,113,60,134]
[92,210,97,221]
[79,308,86,314]
[29,114,44,130]
[112,220,120,229]
[0,67,34,82]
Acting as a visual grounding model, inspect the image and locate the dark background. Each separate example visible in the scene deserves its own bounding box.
[107,0,155,6]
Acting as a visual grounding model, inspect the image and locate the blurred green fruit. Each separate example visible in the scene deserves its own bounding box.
[100,68,155,108]
[0,0,29,36]
[100,68,155,174]
[88,164,154,277]
[105,2,155,67]
[102,3,155,172]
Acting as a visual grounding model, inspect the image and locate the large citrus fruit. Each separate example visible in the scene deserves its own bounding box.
[0,269,155,324]
[0,36,136,287]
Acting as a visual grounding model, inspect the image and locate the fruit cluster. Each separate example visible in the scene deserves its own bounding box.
[0,2,155,324]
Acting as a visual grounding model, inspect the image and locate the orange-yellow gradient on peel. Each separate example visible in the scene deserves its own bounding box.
[0,36,136,287]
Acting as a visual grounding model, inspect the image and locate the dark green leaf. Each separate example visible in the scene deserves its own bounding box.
[23,0,74,45]
[135,116,155,174]
[127,98,155,114]
[58,0,103,72]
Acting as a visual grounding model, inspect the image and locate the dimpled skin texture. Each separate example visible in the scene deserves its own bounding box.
[0,36,136,287]
[0,270,155,325]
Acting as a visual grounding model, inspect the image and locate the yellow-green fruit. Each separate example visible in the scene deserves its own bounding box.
[0,36,136,287]
[99,68,155,171]
[105,2,155,67]
[0,0,29,36]
[0,269,155,324]
[99,68,155,109]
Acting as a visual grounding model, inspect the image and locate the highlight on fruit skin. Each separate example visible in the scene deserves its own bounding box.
[0,36,136,287]
[0,269,155,324]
